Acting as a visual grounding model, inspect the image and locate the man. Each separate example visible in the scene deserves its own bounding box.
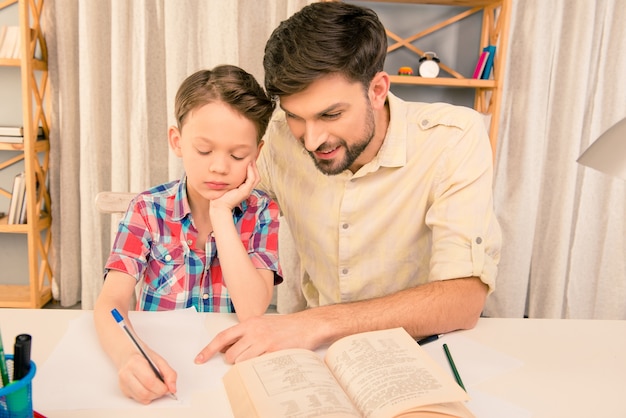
[195,1,501,364]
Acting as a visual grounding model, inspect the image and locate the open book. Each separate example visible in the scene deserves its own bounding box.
[223,327,474,418]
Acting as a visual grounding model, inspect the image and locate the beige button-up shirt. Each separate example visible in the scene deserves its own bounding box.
[257,92,501,308]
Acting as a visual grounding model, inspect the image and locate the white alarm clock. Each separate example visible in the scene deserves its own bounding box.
[418,51,440,78]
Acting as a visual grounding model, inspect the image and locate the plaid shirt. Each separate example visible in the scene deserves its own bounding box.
[104,176,280,312]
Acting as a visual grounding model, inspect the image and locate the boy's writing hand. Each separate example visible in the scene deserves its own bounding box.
[210,161,260,211]
[117,349,177,404]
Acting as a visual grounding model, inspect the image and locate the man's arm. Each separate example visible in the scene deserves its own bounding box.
[195,276,487,364]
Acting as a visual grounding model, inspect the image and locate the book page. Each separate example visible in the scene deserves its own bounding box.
[224,348,360,418]
[325,328,473,418]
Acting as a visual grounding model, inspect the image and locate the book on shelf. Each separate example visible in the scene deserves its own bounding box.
[0,25,39,60]
[0,25,19,59]
[223,327,474,418]
[0,26,7,54]
[0,133,45,144]
[480,45,497,80]
[18,182,28,224]
[0,125,44,137]
[472,50,490,79]
[7,172,26,225]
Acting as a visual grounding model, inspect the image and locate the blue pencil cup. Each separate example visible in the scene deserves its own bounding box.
[0,355,36,418]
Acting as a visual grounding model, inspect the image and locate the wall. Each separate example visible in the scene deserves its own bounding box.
[0,2,29,285]
[350,1,482,107]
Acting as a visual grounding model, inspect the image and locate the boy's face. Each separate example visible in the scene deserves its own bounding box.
[169,101,261,203]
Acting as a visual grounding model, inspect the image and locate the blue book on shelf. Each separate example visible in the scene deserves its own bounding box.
[480,45,496,79]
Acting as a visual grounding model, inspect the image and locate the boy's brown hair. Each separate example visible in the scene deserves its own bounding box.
[175,65,275,143]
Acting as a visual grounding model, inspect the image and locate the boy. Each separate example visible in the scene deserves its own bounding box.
[94,65,279,403]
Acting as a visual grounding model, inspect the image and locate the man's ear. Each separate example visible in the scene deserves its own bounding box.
[369,71,390,110]
[168,125,183,157]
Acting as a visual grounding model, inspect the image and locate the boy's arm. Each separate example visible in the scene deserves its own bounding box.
[210,206,275,320]
[93,270,177,403]
[209,162,275,320]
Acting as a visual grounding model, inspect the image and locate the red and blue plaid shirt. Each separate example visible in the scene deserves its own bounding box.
[104,176,281,312]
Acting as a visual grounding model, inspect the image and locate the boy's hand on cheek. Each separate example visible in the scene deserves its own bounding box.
[210,162,259,212]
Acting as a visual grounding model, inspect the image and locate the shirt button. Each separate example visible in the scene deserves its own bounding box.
[342,223,349,229]
[187,239,193,245]
[476,237,483,244]
[164,254,172,262]
[421,119,429,127]
[202,293,209,300]
[342,268,348,275]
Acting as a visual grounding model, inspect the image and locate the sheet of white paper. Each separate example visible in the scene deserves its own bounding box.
[421,333,529,418]
[421,333,523,386]
[465,388,531,418]
[33,308,236,410]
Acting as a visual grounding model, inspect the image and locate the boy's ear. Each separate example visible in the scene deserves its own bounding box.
[255,140,265,159]
[168,126,183,157]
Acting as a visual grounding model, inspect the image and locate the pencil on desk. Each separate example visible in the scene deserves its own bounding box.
[443,343,466,391]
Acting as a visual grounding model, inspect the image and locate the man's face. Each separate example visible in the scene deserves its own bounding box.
[279,74,376,175]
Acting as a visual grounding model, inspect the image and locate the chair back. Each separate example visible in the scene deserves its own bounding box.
[94,191,138,309]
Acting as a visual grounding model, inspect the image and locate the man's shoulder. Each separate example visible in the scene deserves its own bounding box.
[390,93,484,132]
[409,101,483,130]
[265,109,291,140]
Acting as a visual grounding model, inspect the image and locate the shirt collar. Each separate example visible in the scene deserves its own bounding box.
[173,174,190,222]
[376,92,408,168]
[354,92,407,178]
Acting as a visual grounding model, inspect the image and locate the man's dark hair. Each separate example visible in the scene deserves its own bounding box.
[263,2,387,98]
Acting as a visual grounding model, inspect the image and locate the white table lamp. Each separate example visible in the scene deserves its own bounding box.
[577,117,626,180]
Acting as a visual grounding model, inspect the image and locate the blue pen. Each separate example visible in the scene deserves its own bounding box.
[110,309,177,400]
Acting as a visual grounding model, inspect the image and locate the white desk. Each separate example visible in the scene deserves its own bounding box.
[1,309,625,417]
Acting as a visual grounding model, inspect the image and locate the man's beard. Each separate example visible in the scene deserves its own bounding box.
[308,106,375,175]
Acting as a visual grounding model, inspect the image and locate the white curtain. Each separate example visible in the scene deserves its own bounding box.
[484,0,626,319]
[44,0,626,318]
[44,0,312,308]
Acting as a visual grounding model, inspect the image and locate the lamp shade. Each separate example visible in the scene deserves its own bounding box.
[577,117,626,181]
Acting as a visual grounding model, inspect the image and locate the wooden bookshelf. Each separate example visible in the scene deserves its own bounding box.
[0,0,52,308]
[332,0,511,156]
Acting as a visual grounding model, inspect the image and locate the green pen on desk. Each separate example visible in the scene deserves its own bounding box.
[0,328,10,387]
[443,343,466,391]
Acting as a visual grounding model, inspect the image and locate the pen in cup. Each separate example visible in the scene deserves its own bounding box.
[110,309,177,400]
[13,334,32,381]
[0,328,10,386]
[443,343,466,391]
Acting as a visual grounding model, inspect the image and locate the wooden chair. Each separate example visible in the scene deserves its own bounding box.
[94,191,138,309]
